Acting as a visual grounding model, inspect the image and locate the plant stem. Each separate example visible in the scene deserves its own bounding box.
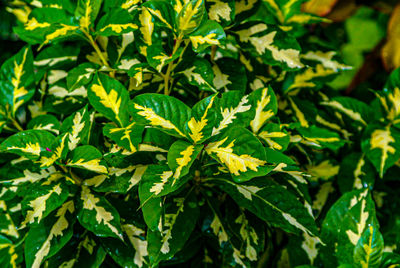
[10,118,23,131]
[164,37,183,95]
[84,31,110,68]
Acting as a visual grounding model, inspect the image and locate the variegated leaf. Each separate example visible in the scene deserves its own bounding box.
[0,201,19,240]
[185,94,218,144]
[21,182,69,227]
[353,224,384,268]
[60,106,91,152]
[147,191,199,266]
[96,7,138,36]
[75,0,102,32]
[233,21,303,69]
[249,86,277,134]
[66,62,97,91]
[27,115,60,135]
[25,201,76,268]
[0,235,20,268]
[297,125,346,151]
[188,20,226,52]
[258,123,289,151]
[205,127,269,182]
[66,145,108,174]
[212,58,247,93]
[89,73,130,127]
[130,93,191,138]
[206,0,235,26]
[167,140,203,184]
[212,91,253,136]
[0,46,35,117]
[77,186,124,239]
[209,176,319,237]
[361,123,400,178]
[177,58,216,92]
[176,0,206,35]
[0,130,55,160]
[103,122,145,153]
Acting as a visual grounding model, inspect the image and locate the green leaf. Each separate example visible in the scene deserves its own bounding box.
[321,97,373,127]
[205,127,269,182]
[361,123,400,178]
[77,186,124,239]
[212,91,253,136]
[185,94,218,144]
[60,105,91,152]
[130,93,191,138]
[248,86,277,133]
[75,0,103,31]
[0,130,55,160]
[188,20,226,52]
[353,224,384,268]
[103,122,145,153]
[96,7,138,36]
[24,200,76,268]
[0,235,21,268]
[21,181,70,227]
[212,58,247,93]
[321,189,378,267]
[27,115,61,135]
[297,125,346,151]
[258,123,290,151]
[0,46,35,117]
[147,191,199,266]
[177,58,217,92]
[167,140,203,184]
[66,62,97,91]
[209,176,319,237]
[66,145,108,174]
[89,73,130,127]
[233,21,303,69]
[176,0,206,35]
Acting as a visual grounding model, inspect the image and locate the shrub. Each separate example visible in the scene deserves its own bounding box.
[0,0,399,267]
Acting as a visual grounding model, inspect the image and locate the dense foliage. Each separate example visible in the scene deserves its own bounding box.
[0,0,400,267]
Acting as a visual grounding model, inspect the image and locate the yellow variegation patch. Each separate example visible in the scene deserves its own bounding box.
[345,190,369,245]
[189,33,220,49]
[150,170,173,195]
[321,100,367,126]
[173,145,195,182]
[122,0,140,9]
[370,127,396,177]
[208,0,231,22]
[7,142,41,157]
[24,17,50,31]
[44,25,78,45]
[212,95,251,135]
[139,9,154,53]
[302,51,351,71]
[22,184,63,226]
[91,82,123,125]
[212,64,231,90]
[146,7,172,29]
[178,0,203,33]
[210,215,228,245]
[31,201,74,268]
[81,186,122,239]
[100,23,138,34]
[258,131,287,150]
[10,47,30,114]
[67,158,107,174]
[134,103,185,136]
[123,224,148,267]
[187,95,216,143]
[205,137,266,176]
[68,110,86,150]
[235,0,257,16]
[237,185,262,200]
[250,87,274,133]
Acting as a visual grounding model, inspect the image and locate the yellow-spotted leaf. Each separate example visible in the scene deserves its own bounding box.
[210,176,319,237]
[66,145,108,174]
[21,182,69,227]
[258,123,289,151]
[353,224,384,268]
[206,0,235,26]
[77,186,123,239]
[176,0,206,35]
[130,93,191,138]
[103,122,145,153]
[185,94,218,144]
[143,0,175,29]
[59,106,91,152]
[0,201,19,240]
[0,130,55,160]
[188,20,226,52]
[25,201,76,268]
[205,127,269,182]
[0,236,20,268]
[361,124,400,178]
[321,97,373,127]
[249,86,277,134]
[233,21,303,69]
[147,191,199,266]
[297,125,346,151]
[75,0,102,32]
[212,91,253,136]
[136,7,161,57]
[96,8,138,36]
[0,46,35,117]
[89,73,130,127]
[177,58,217,92]
[321,189,379,267]
[167,140,203,184]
